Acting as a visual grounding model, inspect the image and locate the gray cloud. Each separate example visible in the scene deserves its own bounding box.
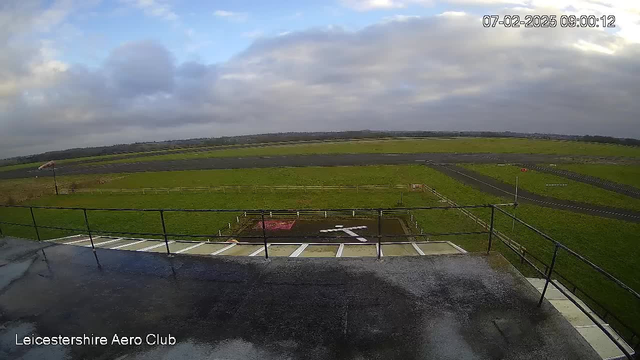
[1,10,639,157]
[105,41,175,97]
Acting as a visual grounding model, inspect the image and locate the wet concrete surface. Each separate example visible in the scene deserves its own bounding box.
[0,237,600,360]
[431,164,640,223]
[4,152,638,180]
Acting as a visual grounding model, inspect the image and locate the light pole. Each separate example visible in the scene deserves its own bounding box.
[38,161,58,195]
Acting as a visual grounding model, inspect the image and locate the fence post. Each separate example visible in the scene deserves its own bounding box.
[377,209,382,260]
[83,209,95,250]
[29,207,41,242]
[538,244,560,307]
[487,206,495,254]
[160,210,170,255]
[261,211,269,259]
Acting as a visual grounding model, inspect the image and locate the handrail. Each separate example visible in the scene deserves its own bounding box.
[492,204,640,301]
[491,204,638,359]
[0,203,508,212]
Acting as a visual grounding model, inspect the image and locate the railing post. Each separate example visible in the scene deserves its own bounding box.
[377,209,382,259]
[538,244,560,307]
[487,206,495,254]
[160,210,170,255]
[261,211,269,259]
[83,209,95,250]
[29,207,41,241]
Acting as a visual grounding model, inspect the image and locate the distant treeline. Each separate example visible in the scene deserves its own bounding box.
[2,130,639,166]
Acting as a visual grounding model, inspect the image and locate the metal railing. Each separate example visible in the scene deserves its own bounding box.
[0,204,500,258]
[0,202,637,358]
[490,205,639,359]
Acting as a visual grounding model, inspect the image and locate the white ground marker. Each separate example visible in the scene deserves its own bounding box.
[447,241,468,254]
[320,225,368,242]
[248,244,270,257]
[290,244,309,258]
[65,237,101,245]
[86,238,123,247]
[175,242,205,254]
[211,243,237,256]
[336,244,345,257]
[111,240,146,250]
[138,241,174,252]
[411,242,426,256]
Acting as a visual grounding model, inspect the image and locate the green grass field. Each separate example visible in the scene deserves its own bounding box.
[462,164,640,211]
[555,164,640,189]
[79,138,640,166]
[1,164,638,338]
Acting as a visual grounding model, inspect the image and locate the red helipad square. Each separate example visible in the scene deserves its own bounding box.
[254,220,297,231]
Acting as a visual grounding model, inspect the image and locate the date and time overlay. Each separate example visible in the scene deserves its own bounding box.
[482,14,616,28]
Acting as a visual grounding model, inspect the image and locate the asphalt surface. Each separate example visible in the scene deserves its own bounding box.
[430,165,640,223]
[4,152,639,180]
[0,237,599,360]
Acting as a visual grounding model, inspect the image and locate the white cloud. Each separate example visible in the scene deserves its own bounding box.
[213,10,248,22]
[121,0,178,22]
[342,0,432,11]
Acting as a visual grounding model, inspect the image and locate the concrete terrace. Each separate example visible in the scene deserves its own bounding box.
[0,236,600,360]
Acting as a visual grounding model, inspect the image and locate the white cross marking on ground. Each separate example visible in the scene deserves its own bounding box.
[320,225,368,242]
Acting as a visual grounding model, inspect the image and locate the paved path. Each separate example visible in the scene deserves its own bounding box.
[4,152,639,180]
[430,165,640,223]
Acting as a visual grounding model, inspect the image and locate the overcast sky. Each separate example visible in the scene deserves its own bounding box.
[1,0,639,157]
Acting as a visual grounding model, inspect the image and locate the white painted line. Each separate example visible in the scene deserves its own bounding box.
[138,241,174,252]
[320,226,368,242]
[342,228,368,242]
[87,238,123,247]
[336,244,345,257]
[65,237,100,245]
[320,226,367,232]
[249,245,268,257]
[447,241,468,254]
[46,234,84,242]
[211,243,237,256]
[290,244,309,258]
[412,242,426,256]
[111,240,146,249]
[176,242,206,254]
